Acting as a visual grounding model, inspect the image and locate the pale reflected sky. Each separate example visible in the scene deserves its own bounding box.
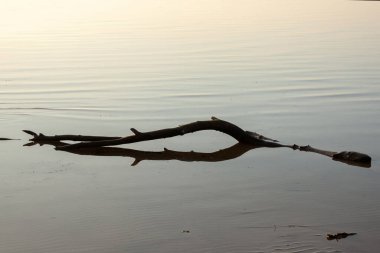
[1,3,380,252]
[1,0,379,36]
[2,0,379,74]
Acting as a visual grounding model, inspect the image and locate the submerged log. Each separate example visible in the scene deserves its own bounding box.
[299,145,371,168]
[23,117,372,168]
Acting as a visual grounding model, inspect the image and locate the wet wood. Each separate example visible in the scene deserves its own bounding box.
[23,117,372,168]
[26,117,290,150]
[23,130,120,142]
[299,145,371,168]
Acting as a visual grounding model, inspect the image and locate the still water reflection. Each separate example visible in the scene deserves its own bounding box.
[1,0,380,252]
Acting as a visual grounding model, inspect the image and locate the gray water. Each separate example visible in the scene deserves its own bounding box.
[1,0,380,252]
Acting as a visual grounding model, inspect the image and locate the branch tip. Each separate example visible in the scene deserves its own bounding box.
[130,128,141,135]
[131,159,141,166]
[23,130,37,137]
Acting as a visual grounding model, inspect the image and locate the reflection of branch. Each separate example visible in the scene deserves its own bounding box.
[23,117,372,168]
[26,141,256,166]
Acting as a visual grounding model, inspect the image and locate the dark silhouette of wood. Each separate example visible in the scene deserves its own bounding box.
[22,130,119,142]
[299,145,371,168]
[326,232,357,241]
[25,117,291,150]
[25,141,256,166]
[0,137,17,141]
[23,117,372,168]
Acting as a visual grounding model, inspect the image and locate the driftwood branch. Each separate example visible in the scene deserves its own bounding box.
[299,145,371,168]
[25,117,290,150]
[22,130,119,142]
[23,117,372,168]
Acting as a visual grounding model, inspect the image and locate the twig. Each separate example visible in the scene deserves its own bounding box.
[23,130,120,142]
[0,137,19,141]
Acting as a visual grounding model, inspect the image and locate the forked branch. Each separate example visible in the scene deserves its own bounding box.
[25,117,289,150]
[23,117,372,168]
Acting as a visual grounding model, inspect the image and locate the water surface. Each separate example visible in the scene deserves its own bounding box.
[1,0,380,252]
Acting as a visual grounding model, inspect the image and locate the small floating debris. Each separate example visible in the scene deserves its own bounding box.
[326,232,357,241]
[182,230,190,233]
[0,137,14,141]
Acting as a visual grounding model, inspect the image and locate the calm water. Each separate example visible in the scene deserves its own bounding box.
[1,0,380,252]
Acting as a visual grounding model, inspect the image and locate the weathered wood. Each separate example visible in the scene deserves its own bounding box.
[23,117,372,168]
[23,130,120,142]
[299,145,336,157]
[299,145,371,168]
[26,117,290,150]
